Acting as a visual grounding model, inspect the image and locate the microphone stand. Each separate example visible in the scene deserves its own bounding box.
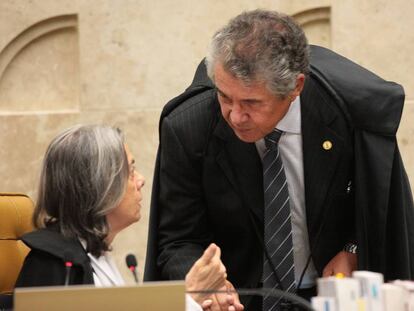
[64,261,73,286]
[130,266,139,284]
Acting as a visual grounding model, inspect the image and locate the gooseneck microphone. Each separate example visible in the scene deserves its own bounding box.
[63,250,74,286]
[125,254,139,284]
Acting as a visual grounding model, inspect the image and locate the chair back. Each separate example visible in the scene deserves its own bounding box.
[0,193,34,294]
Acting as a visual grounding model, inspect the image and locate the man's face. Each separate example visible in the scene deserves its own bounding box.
[214,63,304,142]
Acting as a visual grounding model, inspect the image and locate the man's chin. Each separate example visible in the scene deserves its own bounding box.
[234,130,260,143]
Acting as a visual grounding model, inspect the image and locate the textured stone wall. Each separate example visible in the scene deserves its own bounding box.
[1,0,412,282]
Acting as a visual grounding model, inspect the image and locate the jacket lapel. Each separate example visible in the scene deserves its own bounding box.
[213,115,264,223]
[301,78,345,239]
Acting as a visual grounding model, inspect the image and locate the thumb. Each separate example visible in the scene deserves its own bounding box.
[199,243,218,264]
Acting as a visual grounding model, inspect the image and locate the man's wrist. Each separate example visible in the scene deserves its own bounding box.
[343,242,357,254]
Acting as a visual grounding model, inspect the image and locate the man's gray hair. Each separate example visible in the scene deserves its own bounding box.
[34,124,129,256]
[206,9,309,98]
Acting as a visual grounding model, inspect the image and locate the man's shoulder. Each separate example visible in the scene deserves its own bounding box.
[310,45,404,134]
[160,90,220,156]
[162,59,217,125]
[167,88,217,121]
[161,85,219,142]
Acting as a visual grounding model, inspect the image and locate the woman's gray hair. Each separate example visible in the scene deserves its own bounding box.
[33,124,129,256]
[206,9,309,98]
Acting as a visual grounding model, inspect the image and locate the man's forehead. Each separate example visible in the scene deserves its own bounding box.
[215,63,266,85]
[215,75,272,101]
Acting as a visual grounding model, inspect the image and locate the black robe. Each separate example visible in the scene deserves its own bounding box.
[15,228,94,287]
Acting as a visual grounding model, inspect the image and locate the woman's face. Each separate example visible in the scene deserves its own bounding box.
[106,144,145,234]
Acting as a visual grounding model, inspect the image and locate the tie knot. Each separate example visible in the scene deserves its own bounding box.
[264,129,283,150]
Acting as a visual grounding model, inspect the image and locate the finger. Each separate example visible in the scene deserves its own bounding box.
[226,280,243,307]
[215,293,230,310]
[210,295,225,311]
[322,268,333,277]
[226,294,234,305]
[214,244,221,260]
[202,299,213,309]
[199,243,218,264]
[219,263,227,276]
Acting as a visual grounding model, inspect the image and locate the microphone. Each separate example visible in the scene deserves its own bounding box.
[125,254,139,283]
[63,250,74,286]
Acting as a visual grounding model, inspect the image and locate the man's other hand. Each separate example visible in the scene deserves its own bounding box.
[205,280,244,311]
[322,251,357,277]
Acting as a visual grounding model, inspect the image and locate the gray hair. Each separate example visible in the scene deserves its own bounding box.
[206,9,309,97]
[34,124,129,256]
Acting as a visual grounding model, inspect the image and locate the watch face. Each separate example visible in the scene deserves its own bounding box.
[344,243,357,254]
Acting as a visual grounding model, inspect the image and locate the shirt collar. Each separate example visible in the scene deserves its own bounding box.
[276,96,301,134]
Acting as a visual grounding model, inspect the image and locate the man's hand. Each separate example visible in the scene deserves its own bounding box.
[322,251,357,277]
[185,244,227,305]
[205,280,244,311]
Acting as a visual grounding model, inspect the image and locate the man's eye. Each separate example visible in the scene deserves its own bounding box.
[218,94,231,104]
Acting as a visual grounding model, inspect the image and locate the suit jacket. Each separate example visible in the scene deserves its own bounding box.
[145,46,414,295]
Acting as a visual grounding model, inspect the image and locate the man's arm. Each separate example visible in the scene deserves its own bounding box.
[157,116,214,279]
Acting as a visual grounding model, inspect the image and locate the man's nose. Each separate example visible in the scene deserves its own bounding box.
[230,103,248,125]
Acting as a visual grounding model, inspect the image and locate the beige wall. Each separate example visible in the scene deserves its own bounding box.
[1,0,413,282]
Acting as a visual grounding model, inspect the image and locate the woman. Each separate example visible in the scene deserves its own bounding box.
[15,124,241,311]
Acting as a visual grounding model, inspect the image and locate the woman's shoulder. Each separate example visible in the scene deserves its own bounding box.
[21,227,87,264]
[15,228,93,288]
[15,247,67,287]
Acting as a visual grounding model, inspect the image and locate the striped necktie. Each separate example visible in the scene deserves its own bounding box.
[262,129,296,311]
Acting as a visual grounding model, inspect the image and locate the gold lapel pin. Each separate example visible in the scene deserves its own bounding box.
[322,140,333,150]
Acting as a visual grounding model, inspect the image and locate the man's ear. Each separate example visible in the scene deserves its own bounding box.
[291,73,305,100]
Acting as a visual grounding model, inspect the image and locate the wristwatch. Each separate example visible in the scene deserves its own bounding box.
[343,243,358,254]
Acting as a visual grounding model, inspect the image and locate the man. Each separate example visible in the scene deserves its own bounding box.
[145,9,414,310]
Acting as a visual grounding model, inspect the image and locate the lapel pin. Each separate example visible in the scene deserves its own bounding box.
[322,140,333,150]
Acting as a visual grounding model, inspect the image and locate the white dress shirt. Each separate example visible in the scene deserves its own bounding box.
[87,252,125,287]
[255,96,318,288]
